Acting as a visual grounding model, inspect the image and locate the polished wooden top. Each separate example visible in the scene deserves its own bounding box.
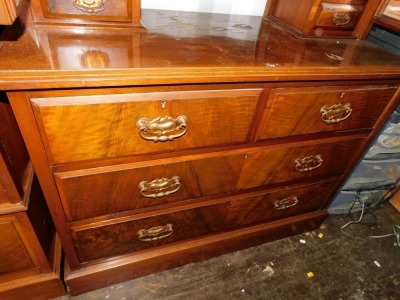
[0,9,399,90]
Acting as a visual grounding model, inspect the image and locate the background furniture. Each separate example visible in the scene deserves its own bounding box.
[0,93,65,300]
[265,0,369,38]
[0,0,19,25]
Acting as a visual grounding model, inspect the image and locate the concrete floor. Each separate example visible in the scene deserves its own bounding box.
[55,202,400,300]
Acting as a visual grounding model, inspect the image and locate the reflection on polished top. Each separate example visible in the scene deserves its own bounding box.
[0,9,399,89]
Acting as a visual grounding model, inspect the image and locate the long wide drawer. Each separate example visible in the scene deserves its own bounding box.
[72,179,337,263]
[55,154,245,222]
[30,88,262,164]
[257,86,397,140]
[56,137,361,222]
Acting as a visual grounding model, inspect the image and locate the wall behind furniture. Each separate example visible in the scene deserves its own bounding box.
[142,0,268,16]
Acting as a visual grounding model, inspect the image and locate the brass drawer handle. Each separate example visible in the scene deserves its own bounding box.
[295,155,323,172]
[274,197,299,210]
[320,103,352,124]
[138,176,181,198]
[73,0,105,13]
[333,12,351,26]
[136,116,188,142]
[138,224,173,242]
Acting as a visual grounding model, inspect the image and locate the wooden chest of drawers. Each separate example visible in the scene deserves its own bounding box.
[9,80,400,294]
[2,9,400,296]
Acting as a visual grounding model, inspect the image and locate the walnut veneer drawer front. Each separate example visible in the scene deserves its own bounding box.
[237,138,363,189]
[73,179,337,262]
[315,3,364,29]
[30,89,262,164]
[55,154,245,222]
[258,86,397,140]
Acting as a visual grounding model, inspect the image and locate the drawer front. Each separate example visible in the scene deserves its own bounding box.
[73,179,337,262]
[315,3,364,29]
[31,89,262,164]
[237,138,363,189]
[38,0,133,22]
[0,214,42,282]
[258,86,397,140]
[55,154,245,221]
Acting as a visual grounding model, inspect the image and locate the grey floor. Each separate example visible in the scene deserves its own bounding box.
[55,202,400,300]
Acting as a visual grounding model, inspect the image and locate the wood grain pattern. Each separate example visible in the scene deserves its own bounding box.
[74,180,335,263]
[0,10,399,90]
[55,154,245,221]
[8,91,82,269]
[258,86,398,140]
[65,210,327,295]
[237,138,363,189]
[2,8,399,296]
[31,89,261,164]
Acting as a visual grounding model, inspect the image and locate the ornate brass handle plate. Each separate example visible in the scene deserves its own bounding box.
[136,116,188,142]
[274,197,299,210]
[333,12,351,26]
[295,155,323,172]
[138,224,173,242]
[320,103,352,124]
[139,176,181,198]
[73,0,105,13]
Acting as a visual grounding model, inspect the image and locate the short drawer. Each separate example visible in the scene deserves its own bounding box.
[237,138,363,189]
[315,3,364,29]
[32,0,141,25]
[55,154,245,222]
[73,179,337,263]
[257,86,397,140]
[31,88,262,164]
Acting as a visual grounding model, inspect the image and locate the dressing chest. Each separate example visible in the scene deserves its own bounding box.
[0,4,400,296]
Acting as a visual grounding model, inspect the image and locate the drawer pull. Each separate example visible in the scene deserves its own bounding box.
[138,176,181,198]
[138,224,173,242]
[295,155,323,172]
[320,103,352,124]
[333,12,351,26]
[73,0,105,13]
[274,197,299,210]
[136,116,188,142]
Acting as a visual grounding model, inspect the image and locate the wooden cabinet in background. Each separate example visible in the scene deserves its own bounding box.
[0,94,65,300]
[354,0,400,38]
[265,0,369,38]
[0,0,18,25]
[30,0,145,29]
[0,94,31,213]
